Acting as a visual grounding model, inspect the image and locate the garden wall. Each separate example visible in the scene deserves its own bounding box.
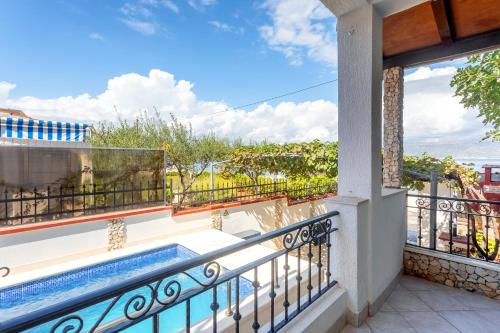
[0,197,330,274]
[404,246,500,300]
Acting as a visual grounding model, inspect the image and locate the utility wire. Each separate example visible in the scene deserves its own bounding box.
[185,79,338,120]
[223,79,337,112]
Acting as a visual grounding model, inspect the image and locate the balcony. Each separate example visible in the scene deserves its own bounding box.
[1,0,499,332]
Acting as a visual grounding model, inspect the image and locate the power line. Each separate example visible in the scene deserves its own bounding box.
[228,79,337,111]
[188,79,338,120]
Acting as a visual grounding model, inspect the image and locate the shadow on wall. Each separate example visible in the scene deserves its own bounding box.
[220,198,330,249]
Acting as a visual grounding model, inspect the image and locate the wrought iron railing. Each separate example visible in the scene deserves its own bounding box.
[285,182,337,202]
[171,180,337,211]
[0,183,165,226]
[406,194,500,263]
[170,179,288,209]
[0,211,339,333]
[0,180,337,226]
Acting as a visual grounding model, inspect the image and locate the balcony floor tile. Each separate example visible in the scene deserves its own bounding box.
[400,311,460,333]
[341,275,500,333]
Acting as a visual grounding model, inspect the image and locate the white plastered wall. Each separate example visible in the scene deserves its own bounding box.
[1,198,330,271]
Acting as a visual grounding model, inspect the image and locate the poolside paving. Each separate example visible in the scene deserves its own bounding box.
[341,274,500,333]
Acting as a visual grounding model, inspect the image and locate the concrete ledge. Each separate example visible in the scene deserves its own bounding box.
[381,187,407,199]
[326,195,369,206]
[0,206,172,235]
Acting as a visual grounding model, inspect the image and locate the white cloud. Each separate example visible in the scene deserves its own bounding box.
[405,66,456,82]
[120,0,179,35]
[0,70,338,143]
[1,67,487,145]
[121,18,157,35]
[0,82,16,104]
[160,0,179,13]
[137,0,179,13]
[187,0,217,11]
[88,32,105,41]
[208,21,243,34]
[259,0,337,67]
[403,66,488,143]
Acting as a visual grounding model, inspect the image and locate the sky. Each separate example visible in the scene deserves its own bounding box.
[0,0,496,156]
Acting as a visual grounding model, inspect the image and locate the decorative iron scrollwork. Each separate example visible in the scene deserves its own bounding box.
[124,285,156,320]
[181,261,221,287]
[50,315,84,333]
[283,218,332,249]
[154,279,182,306]
[410,194,499,262]
[0,266,10,278]
[46,261,222,333]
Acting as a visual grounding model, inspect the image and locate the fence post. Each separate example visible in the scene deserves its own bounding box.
[429,171,438,250]
[210,162,214,205]
[169,178,174,205]
[225,280,233,316]
[163,151,167,205]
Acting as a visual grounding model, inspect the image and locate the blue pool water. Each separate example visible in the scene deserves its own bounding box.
[0,244,252,332]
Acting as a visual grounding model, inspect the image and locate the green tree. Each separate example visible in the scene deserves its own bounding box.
[451,50,500,141]
[403,153,479,194]
[161,116,230,205]
[91,113,231,204]
[220,140,338,186]
[220,143,277,188]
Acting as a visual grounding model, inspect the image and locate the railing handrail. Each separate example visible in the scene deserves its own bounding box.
[0,210,340,333]
[407,193,500,206]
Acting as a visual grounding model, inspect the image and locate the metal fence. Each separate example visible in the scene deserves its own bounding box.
[0,179,337,226]
[406,194,500,263]
[0,183,164,226]
[170,180,337,211]
[0,211,339,333]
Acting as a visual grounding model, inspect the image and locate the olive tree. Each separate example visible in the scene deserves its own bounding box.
[91,113,231,204]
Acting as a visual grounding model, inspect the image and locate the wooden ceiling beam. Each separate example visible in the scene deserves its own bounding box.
[431,0,453,43]
[383,29,500,68]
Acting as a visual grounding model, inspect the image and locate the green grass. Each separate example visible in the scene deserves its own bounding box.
[475,232,497,254]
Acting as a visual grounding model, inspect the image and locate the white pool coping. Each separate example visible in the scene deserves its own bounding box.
[0,229,307,290]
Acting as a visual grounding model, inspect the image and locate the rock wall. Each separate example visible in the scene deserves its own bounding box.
[107,218,126,251]
[383,66,404,188]
[404,249,500,300]
[211,210,222,230]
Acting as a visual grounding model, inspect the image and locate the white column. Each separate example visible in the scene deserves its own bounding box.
[337,4,383,200]
[326,196,370,326]
[334,3,385,323]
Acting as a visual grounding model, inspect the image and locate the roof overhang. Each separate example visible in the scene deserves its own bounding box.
[320,0,427,18]
[321,0,500,68]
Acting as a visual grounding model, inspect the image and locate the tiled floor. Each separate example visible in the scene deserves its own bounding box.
[341,275,500,333]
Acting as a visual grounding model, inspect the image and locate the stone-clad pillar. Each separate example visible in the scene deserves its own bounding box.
[383,66,404,188]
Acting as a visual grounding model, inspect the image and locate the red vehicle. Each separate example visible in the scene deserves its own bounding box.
[480,165,500,215]
[481,165,500,199]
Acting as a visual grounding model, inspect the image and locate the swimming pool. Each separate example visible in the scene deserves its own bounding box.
[0,244,253,332]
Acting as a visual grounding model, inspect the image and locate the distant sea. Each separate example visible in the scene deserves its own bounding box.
[454,158,500,172]
[405,142,500,172]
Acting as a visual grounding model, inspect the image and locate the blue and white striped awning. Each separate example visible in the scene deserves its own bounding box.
[0,117,89,142]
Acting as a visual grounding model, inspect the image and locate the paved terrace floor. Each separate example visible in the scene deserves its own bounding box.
[342,274,500,333]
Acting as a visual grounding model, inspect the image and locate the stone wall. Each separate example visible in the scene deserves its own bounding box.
[383,66,404,188]
[211,210,222,230]
[404,249,500,300]
[107,218,126,251]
